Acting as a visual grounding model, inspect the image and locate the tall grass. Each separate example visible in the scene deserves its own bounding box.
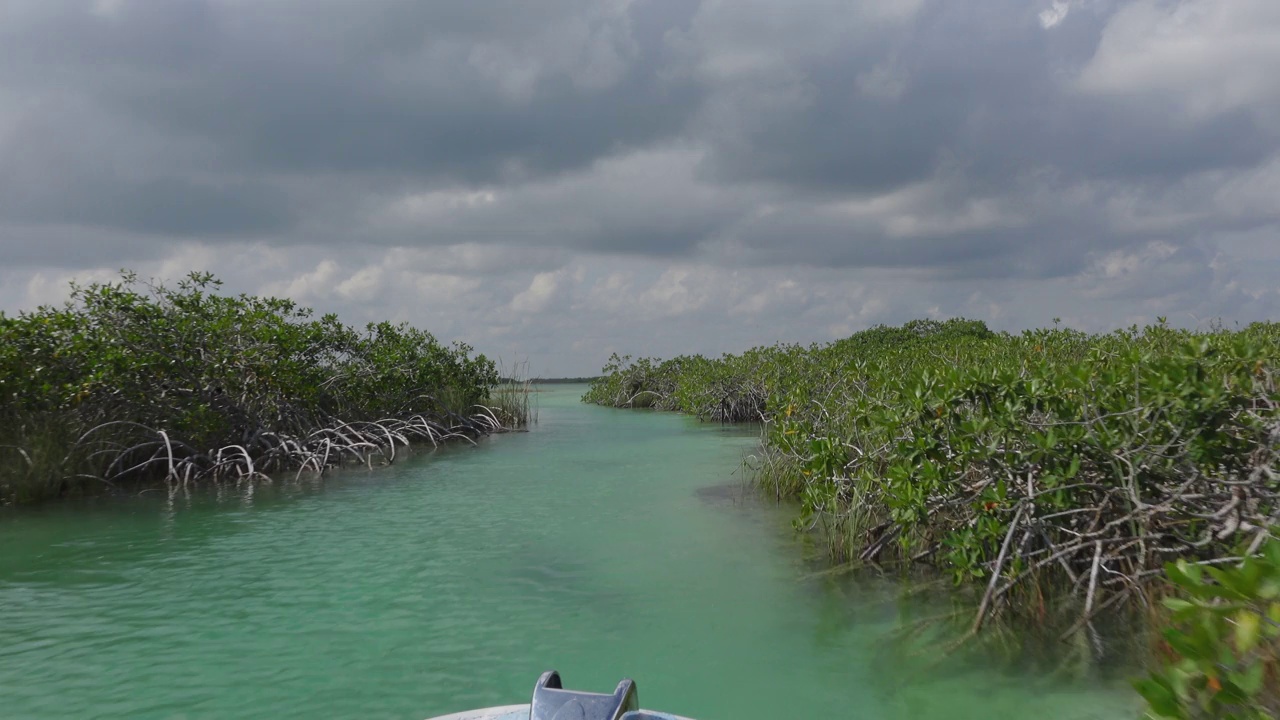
[485,360,539,429]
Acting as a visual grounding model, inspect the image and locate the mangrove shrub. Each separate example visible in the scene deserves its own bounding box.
[1,272,512,503]
[586,320,1280,636]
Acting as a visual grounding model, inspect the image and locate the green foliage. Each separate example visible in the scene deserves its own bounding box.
[586,319,1280,623]
[0,271,503,503]
[1135,540,1280,718]
[582,343,798,421]
[589,317,1280,714]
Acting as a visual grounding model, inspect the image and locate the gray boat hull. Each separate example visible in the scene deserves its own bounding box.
[427,705,692,720]
[425,671,694,720]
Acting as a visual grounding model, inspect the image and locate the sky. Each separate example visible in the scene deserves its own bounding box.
[1,0,1278,376]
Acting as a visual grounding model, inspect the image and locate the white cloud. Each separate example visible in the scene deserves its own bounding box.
[730,279,807,317]
[266,260,341,303]
[579,271,635,316]
[638,267,710,318]
[1095,240,1179,280]
[672,0,924,85]
[1077,0,1280,121]
[336,265,383,302]
[413,273,483,306]
[383,244,565,276]
[1212,154,1280,221]
[3,237,1277,377]
[511,271,564,313]
[829,175,1026,239]
[383,189,499,225]
[1039,1,1070,29]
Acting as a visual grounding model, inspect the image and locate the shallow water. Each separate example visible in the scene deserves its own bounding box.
[0,386,1140,719]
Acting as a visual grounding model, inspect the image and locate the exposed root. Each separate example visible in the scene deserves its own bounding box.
[69,409,513,488]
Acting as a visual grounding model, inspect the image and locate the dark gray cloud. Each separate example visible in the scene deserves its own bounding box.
[1,0,1278,372]
[1,0,702,181]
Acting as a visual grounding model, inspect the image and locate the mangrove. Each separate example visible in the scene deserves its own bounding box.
[586,318,1280,716]
[0,271,526,505]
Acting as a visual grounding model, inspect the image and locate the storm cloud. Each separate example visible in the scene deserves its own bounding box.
[1,0,1278,374]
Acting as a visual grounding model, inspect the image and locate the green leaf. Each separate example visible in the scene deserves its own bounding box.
[1258,578,1280,601]
[1235,661,1264,696]
[1206,567,1247,599]
[1167,560,1205,591]
[1264,539,1280,568]
[1133,677,1184,719]
[1235,556,1263,596]
[1233,609,1260,653]
[1163,628,1202,659]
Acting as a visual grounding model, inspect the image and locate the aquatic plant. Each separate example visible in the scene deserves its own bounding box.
[488,360,539,429]
[0,271,519,504]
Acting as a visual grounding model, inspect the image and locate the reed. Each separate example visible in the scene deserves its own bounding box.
[484,360,538,430]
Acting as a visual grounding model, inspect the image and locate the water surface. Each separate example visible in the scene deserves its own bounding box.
[0,386,1139,719]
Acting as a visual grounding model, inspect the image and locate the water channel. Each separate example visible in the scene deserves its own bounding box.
[0,386,1140,719]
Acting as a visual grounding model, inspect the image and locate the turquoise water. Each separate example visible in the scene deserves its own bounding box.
[0,386,1140,719]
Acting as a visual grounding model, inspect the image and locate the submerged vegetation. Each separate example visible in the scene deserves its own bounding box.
[1,272,525,505]
[585,318,1280,713]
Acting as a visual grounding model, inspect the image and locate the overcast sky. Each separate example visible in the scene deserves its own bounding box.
[2,0,1278,375]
